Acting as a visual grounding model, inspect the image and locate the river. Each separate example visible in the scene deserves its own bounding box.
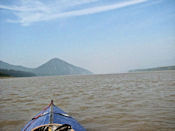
[0,71,175,130]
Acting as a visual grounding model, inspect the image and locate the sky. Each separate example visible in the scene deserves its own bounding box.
[0,0,175,74]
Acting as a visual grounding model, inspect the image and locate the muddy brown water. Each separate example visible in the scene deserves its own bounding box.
[0,71,175,131]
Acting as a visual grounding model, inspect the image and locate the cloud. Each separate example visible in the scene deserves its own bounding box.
[0,0,147,26]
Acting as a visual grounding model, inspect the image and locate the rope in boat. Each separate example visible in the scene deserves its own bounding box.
[33,124,72,131]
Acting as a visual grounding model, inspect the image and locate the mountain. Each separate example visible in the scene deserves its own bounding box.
[34,58,92,76]
[0,58,92,76]
[129,65,175,72]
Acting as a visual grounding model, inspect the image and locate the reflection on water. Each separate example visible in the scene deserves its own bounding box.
[0,71,175,130]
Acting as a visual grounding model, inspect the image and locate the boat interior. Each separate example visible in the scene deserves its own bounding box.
[32,124,74,131]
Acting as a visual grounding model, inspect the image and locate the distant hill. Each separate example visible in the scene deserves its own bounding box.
[0,69,36,77]
[0,60,33,72]
[34,58,92,76]
[0,58,92,76]
[129,65,175,72]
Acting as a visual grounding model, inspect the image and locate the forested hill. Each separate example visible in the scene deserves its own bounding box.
[0,69,36,77]
[129,66,175,72]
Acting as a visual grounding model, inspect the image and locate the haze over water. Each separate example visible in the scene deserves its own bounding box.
[0,71,175,131]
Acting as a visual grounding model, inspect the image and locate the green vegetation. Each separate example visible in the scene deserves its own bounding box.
[0,69,36,77]
[0,72,11,77]
[129,66,175,72]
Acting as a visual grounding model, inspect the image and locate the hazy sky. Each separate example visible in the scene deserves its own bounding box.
[0,0,175,74]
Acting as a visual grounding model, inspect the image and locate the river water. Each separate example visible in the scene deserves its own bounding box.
[0,71,175,131]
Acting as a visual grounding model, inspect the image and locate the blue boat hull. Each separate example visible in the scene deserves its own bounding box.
[22,100,86,131]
